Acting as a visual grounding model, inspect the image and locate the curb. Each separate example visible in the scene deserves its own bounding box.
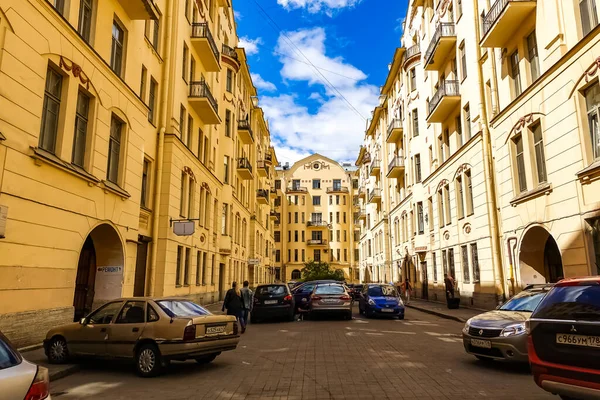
[49,365,81,382]
[406,304,468,323]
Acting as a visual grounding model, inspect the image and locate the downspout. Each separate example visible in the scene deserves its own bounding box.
[506,237,518,297]
[148,0,176,295]
[473,0,506,304]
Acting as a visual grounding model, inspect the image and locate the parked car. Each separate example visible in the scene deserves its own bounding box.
[308,283,353,320]
[528,277,600,399]
[292,280,340,313]
[358,284,405,319]
[350,284,364,300]
[0,331,50,400]
[44,298,240,377]
[462,284,553,362]
[251,284,295,323]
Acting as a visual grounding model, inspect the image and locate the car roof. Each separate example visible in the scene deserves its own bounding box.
[257,283,287,286]
[523,283,555,291]
[103,297,195,302]
[556,276,600,286]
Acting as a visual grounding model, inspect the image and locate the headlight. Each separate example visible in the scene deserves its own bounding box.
[462,318,473,334]
[368,299,375,306]
[398,298,404,306]
[501,323,526,337]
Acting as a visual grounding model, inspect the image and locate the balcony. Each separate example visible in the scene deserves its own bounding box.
[237,120,254,144]
[221,44,240,68]
[257,189,269,205]
[264,153,273,164]
[326,186,349,194]
[369,160,381,177]
[424,23,457,71]
[191,23,220,72]
[368,189,382,204]
[356,209,367,222]
[358,187,366,199]
[219,235,232,255]
[481,0,537,48]
[363,153,372,164]
[307,239,328,247]
[427,80,461,123]
[270,210,280,220]
[386,119,403,143]
[117,0,159,20]
[403,44,421,66]
[286,186,308,194]
[189,80,220,124]
[237,157,253,180]
[257,161,269,177]
[270,187,277,199]
[307,221,329,229]
[387,156,406,179]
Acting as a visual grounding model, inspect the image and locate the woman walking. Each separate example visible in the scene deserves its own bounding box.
[222,282,246,333]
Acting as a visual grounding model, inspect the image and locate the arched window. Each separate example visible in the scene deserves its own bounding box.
[291,269,301,280]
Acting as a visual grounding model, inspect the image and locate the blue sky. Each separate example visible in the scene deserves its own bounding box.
[233,0,408,165]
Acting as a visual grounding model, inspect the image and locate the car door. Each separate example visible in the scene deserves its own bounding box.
[294,284,315,311]
[69,301,124,357]
[107,300,147,358]
[358,287,366,311]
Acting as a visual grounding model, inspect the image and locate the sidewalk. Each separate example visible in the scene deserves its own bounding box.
[405,298,487,323]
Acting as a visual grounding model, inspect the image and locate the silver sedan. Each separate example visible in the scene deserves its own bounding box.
[309,283,353,320]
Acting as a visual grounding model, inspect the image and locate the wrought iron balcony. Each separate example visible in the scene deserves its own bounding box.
[326,186,349,194]
[386,119,403,143]
[222,44,239,61]
[387,156,405,179]
[257,189,269,204]
[307,239,328,246]
[264,153,273,164]
[427,80,461,123]
[270,210,280,220]
[368,188,382,204]
[286,186,308,193]
[404,44,421,64]
[369,159,381,177]
[307,221,329,228]
[237,120,254,144]
[481,0,537,48]
[189,80,219,124]
[237,157,253,180]
[424,23,457,71]
[257,160,269,177]
[191,23,220,72]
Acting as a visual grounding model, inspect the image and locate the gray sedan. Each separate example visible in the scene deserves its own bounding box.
[462,285,553,362]
[309,283,353,320]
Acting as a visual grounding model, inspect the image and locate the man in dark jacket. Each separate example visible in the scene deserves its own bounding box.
[222,282,246,333]
[240,281,253,328]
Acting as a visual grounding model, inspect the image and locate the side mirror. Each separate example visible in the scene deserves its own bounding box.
[80,318,87,325]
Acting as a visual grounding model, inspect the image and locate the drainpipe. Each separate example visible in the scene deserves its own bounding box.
[473,0,506,305]
[148,0,176,295]
[506,237,518,297]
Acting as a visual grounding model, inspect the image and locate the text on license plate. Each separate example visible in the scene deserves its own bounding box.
[471,339,492,349]
[206,325,226,335]
[323,299,339,303]
[556,334,600,348]
[381,308,394,312]
[264,300,278,304]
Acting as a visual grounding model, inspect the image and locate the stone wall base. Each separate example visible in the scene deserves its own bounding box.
[413,287,499,311]
[0,307,74,349]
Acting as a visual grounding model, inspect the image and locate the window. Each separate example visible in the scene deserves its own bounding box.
[223,156,229,184]
[448,248,456,279]
[586,84,600,160]
[456,0,462,18]
[87,301,123,324]
[185,0,191,21]
[343,212,347,224]
[580,0,599,36]
[287,230,291,242]
[221,204,228,235]
[461,245,470,283]
[444,184,451,225]
[184,248,191,285]
[39,67,62,153]
[532,123,547,184]
[187,178,194,218]
[275,250,281,262]
[456,115,463,147]
[437,189,445,227]
[148,78,157,123]
[179,106,186,141]
[225,110,231,137]
[471,243,480,282]
[141,159,150,208]
[432,252,438,283]
[336,195,340,205]
[464,104,471,140]
[314,250,321,262]
[337,249,341,261]
[294,212,298,224]
[190,57,196,83]
[336,212,340,223]
[226,69,233,92]
[140,66,147,102]
[514,135,527,193]
[107,115,123,184]
[110,20,125,76]
[313,196,321,206]
[412,109,419,137]
[195,251,202,285]
[459,41,467,80]
[510,50,522,97]
[182,43,189,81]
[302,230,305,242]
[179,172,186,216]
[417,202,424,234]
[187,115,193,148]
[48,0,65,14]
[275,180,282,190]
[294,249,298,262]
[415,154,422,183]
[428,197,434,231]
[78,0,93,43]
[72,90,90,167]
[410,68,417,91]
[442,249,448,276]
[456,175,464,219]
[527,31,540,82]
[311,179,321,189]
[333,179,341,190]
[176,246,183,286]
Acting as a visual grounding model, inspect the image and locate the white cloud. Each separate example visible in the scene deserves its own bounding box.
[251,73,277,92]
[234,11,242,20]
[238,36,262,56]
[260,27,379,165]
[277,0,362,15]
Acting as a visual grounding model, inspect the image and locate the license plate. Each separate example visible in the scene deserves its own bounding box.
[381,308,394,313]
[471,339,492,349]
[323,299,338,303]
[206,325,226,335]
[556,334,600,348]
[264,300,278,305]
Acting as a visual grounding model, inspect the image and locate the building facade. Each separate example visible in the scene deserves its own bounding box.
[0,0,277,347]
[274,155,360,282]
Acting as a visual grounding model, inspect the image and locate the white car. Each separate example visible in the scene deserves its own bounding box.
[0,332,50,400]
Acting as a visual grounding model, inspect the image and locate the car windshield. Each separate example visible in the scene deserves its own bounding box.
[499,290,547,312]
[315,285,345,295]
[157,300,210,318]
[368,286,398,297]
[257,285,286,295]
[533,284,600,321]
[0,334,21,370]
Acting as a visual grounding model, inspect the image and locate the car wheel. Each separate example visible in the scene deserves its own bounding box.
[195,353,218,364]
[365,308,373,319]
[475,355,493,362]
[135,344,163,377]
[346,311,353,320]
[47,337,69,364]
[397,314,405,320]
[250,314,257,324]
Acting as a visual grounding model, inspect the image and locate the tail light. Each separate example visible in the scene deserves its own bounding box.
[283,295,292,302]
[24,366,49,400]
[254,297,259,304]
[183,324,196,341]
[339,295,351,301]
[233,321,239,335]
[311,295,322,301]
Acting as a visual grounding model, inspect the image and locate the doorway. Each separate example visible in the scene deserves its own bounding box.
[219,263,226,300]
[421,261,429,300]
[519,226,564,284]
[134,236,151,297]
[73,237,96,321]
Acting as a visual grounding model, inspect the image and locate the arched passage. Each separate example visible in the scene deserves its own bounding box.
[291,269,301,280]
[519,226,564,285]
[73,223,124,321]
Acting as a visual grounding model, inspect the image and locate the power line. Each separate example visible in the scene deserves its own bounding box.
[250,0,367,121]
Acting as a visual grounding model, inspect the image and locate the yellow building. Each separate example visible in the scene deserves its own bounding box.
[274,155,360,282]
[0,0,277,347]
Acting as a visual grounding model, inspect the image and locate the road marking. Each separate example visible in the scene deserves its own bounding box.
[57,382,122,397]
[353,319,369,324]
[346,331,358,336]
[381,330,417,335]
[260,348,289,353]
[366,332,384,336]
[438,337,462,343]
[425,332,461,337]
[278,329,289,332]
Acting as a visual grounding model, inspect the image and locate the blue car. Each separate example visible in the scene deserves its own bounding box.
[358,284,405,319]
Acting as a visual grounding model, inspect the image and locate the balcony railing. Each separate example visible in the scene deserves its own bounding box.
[257,189,269,199]
[307,239,328,246]
[369,159,381,176]
[481,0,536,47]
[388,156,405,171]
[189,80,218,113]
[425,23,456,66]
[428,80,460,117]
[222,44,238,60]
[191,23,219,61]
[368,189,381,203]
[307,221,329,227]
[238,157,252,173]
[286,186,308,193]
[405,44,421,61]
[387,119,403,142]
[238,119,253,135]
[326,186,349,194]
[264,153,273,163]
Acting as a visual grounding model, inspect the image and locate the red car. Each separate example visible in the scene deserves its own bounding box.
[527,277,600,400]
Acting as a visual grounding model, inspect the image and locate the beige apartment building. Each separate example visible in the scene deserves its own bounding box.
[358,0,600,308]
[0,0,277,347]
[273,155,360,282]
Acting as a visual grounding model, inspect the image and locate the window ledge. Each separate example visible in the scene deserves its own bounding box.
[140,205,153,214]
[576,161,600,183]
[31,147,100,185]
[101,180,131,199]
[510,183,552,207]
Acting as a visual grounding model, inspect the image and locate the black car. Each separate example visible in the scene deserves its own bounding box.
[349,284,364,300]
[251,283,295,323]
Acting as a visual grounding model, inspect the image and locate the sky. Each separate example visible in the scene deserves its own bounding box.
[233,0,408,166]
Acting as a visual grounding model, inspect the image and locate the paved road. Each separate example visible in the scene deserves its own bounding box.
[49,307,552,400]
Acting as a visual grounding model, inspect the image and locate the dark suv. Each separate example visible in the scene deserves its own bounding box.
[528,277,600,399]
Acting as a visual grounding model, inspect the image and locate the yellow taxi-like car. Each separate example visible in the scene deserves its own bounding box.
[44,298,239,377]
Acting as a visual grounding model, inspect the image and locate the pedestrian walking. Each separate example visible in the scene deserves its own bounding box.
[240,280,253,327]
[222,281,246,333]
[402,278,412,304]
[444,273,455,301]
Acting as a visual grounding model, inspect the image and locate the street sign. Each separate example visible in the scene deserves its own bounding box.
[173,221,195,236]
[248,258,260,265]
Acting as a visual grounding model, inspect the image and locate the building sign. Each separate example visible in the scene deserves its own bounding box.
[95,265,123,300]
[0,205,7,238]
[173,221,195,236]
[248,258,260,265]
[415,246,428,253]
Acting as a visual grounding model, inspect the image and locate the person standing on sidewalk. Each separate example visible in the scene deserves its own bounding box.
[402,278,412,304]
[240,280,253,328]
[222,282,246,333]
[444,274,455,301]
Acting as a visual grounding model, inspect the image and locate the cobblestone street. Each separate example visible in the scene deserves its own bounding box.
[49,308,553,400]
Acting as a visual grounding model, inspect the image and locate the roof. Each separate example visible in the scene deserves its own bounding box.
[381,47,406,95]
[556,277,600,286]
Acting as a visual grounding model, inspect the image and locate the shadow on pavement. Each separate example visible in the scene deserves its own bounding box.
[464,357,532,376]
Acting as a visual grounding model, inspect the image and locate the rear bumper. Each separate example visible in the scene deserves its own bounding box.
[253,304,292,317]
[462,333,528,362]
[539,378,600,399]
[310,306,352,313]
[158,336,240,360]
[369,306,404,316]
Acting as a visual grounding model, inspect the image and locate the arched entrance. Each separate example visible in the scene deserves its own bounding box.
[519,226,564,285]
[73,224,124,321]
[291,269,301,280]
